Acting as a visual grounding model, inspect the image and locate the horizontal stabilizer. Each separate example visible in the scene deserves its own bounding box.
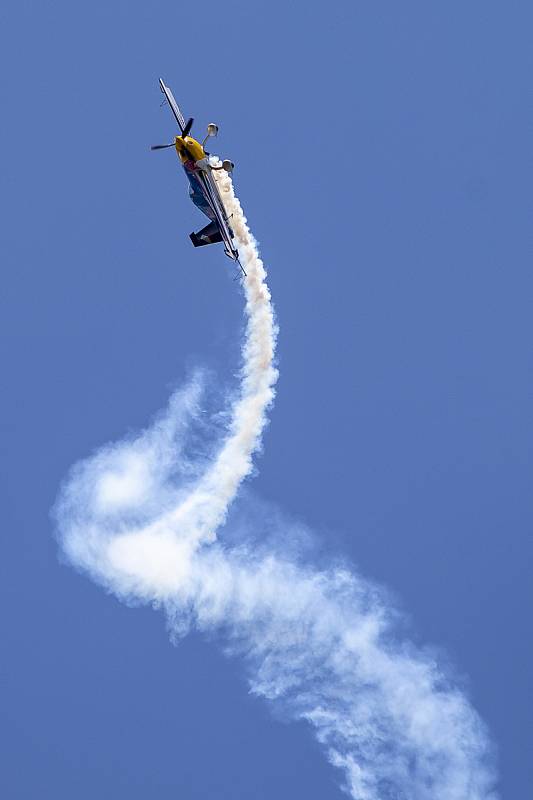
[190,221,223,248]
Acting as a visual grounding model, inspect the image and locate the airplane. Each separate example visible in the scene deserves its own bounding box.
[151,78,245,274]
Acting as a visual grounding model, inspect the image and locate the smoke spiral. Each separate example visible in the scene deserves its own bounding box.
[54,168,498,800]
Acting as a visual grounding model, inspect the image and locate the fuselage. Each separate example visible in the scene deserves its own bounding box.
[174,135,213,220]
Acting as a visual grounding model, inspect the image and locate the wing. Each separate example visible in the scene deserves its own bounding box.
[197,170,239,260]
[159,77,186,133]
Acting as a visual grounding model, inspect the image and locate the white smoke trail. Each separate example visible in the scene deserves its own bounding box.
[54,170,498,800]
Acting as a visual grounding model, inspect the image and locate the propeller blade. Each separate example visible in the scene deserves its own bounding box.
[182,117,194,137]
[150,143,175,150]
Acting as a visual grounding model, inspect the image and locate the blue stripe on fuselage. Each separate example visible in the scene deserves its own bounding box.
[182,160,214,220]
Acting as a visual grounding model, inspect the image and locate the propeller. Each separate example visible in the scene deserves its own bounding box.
[151,116,193,150]
[182,117,194,137]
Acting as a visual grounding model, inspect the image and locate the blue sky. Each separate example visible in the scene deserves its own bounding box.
[1,1,531,798]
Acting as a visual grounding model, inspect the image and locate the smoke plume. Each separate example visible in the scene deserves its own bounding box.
[54,166,498,799]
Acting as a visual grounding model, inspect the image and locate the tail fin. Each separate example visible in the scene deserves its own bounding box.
[190,221,223,248]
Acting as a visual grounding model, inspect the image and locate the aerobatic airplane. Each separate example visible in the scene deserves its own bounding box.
[151,78,244,273]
